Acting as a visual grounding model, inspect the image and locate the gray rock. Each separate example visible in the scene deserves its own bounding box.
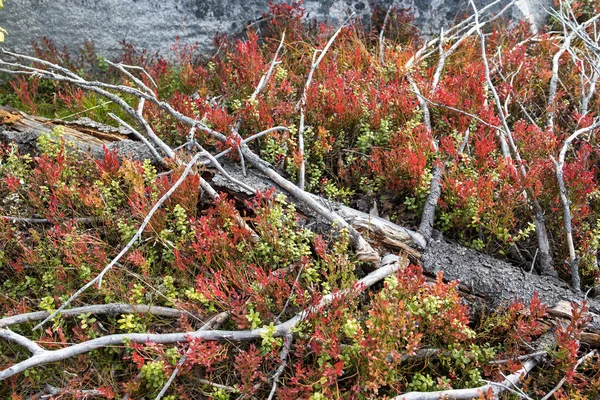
[0,0,553,59]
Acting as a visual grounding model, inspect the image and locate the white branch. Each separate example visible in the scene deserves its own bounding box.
[395,357,540,400]
[108,112,164,162]
[0,328,46,355]
[553,118,600,291]
[0,303,192,328]
[250,32,286,102]
[297,19,349,190]
[33,153,204,330]
[0,255,403,381]
[379,5,393,65]
[540,350,596,400]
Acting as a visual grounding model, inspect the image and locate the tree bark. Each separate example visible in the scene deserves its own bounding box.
[2,106,599,334]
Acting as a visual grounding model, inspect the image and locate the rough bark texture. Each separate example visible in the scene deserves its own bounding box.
[418,163,444,242]
[0,0,553,59]
[2,106,599,335]
[424,236,600,331]
[209,155,600,333]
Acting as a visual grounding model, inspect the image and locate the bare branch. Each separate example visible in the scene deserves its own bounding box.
[379,5,393,65]
[540,350,597,400]
[106,59,155,96]
[155,352,188,400]
[395,356,540,399]
[240,145,380,263]
[470,0,556,277]
[412,91,502,132]
[547,15,574,131]
[33,153,204,330]
[0,303,193,329]
[266,332,293,400]
[470,0,512,160]
[250,32,286,102]
[39,384,106,399]
[298,18,350,190]
[0,255,404,381]
[108,112,164,162]
[1,216,96,224]
[553,118,600,291]
[0,328,46,355]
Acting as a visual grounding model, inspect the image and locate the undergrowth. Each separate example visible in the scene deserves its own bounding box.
[0,0,600,398]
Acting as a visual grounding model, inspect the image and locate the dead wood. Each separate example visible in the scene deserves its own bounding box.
[2,105,599,339]
[0,106,159,163]
[208,158,600,335]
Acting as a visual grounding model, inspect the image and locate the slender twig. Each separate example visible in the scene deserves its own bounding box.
[121,311,229,400]
[0,303,194,329]
[266,332,293,400]
[59,100,113,120]
[198,145,256,194]
[379,5,393,65]
[470,0,512,160]
[0,255,403,381]
[471,0,556,277]
[32,153,204,330]
[155,353,188,400]
[108,112,164,162]
[297,17,350,190]
[547,13,575,131]
[40,384,105,398]
[552,118,600,292]
[412,91,502,132]
[250,32,286,102]
[1,216,97,224]
[489,350,547,365]
[540,350,596,400]
[106,60,155,96]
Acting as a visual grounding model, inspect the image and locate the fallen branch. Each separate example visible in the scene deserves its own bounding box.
[33,152,204,330]
[0,255,403,381]
[1,216,97,225]
[395,336,548,400]
[540,350,596,400]
[266,332,293,400]
[0,303,193,329]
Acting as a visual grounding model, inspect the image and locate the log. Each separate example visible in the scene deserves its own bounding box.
[0,106,159,162]
[209,154,600,335]
[2,106,599,337]
[423,237,600,331]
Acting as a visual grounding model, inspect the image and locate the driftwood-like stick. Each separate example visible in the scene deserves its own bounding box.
[0,303,194,329]
[297,20,348,190]
[33,153,204,330]
[552,119,600,291]
[0,255,403,381]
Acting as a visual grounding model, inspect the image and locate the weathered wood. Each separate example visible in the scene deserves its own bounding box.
[0,106,158,162]
[210,157,600,336]
[2,106,599,338]
[423,237,600,332]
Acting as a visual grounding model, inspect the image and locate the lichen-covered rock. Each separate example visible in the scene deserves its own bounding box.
[0,0,553,59]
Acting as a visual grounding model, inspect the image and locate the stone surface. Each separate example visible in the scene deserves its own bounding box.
[0,0,553,59]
